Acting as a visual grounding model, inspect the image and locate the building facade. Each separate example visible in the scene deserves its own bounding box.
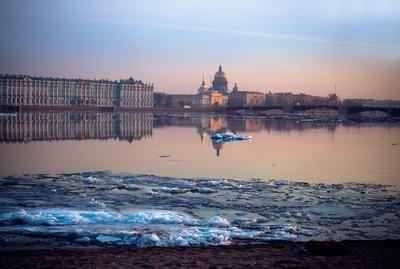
[192,77,227,108]
[0,75,153,108]
[209,91,227,107]
[167,94,195,108]
[265,91,340,106]
[343,99,400,108]
[192,93,210,107]
[228,83,265,107]
[153,92,169,107]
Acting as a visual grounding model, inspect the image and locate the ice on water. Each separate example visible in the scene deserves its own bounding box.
[0,171,399,248]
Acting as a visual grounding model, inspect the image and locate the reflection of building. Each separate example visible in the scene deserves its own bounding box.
[0,112,152,143]
[228,83,265,107]
[209,115,228,131]
[228,118,265,133]
[191,114,228,133]
[0,75,153,108]
[192,113,229,157]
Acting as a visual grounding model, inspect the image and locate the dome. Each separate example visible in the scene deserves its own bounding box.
[214,65,226,78]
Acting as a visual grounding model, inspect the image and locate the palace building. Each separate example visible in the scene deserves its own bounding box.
[0,75,153,109]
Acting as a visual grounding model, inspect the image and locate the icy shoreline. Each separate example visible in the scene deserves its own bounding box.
[1,172,399,248]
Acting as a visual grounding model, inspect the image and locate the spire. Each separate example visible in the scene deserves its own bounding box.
[200,131,204,150]
[233,82,238,92]
[219,65,222,72]
[202,74,205,86]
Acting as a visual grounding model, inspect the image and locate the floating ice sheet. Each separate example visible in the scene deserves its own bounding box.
[0,172,399,248]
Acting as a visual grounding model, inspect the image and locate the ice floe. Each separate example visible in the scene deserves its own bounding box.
[0,208,302,247]
[0,172,399,248]
[210,132,252,142]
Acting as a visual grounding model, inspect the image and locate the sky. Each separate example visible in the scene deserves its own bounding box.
[0,0,399,99]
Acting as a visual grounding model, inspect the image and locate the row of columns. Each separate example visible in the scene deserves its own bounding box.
[120,86,153,108]
[0,78,154,108]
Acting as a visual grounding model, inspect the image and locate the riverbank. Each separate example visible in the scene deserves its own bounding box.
[1,105,399,122]
[0,240,398,268]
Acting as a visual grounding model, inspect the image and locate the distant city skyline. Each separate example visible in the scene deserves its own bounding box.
[1,0,399,99]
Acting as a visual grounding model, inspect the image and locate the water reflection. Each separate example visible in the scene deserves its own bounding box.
[0,112,153,143]
[0,112,399,184]
[155,113,343,135]
[0,112,345,157]
[0,112,397,147]
[154,113,397,157]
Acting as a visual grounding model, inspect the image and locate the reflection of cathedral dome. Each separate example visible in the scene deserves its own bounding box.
[212,141,224,157]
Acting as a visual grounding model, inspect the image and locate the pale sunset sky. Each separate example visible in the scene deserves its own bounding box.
[0,0,399,99]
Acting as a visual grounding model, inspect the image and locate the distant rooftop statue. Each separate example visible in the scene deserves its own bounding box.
[232,82,239,92]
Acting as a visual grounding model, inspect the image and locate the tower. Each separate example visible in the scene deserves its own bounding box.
[197,74,208,94]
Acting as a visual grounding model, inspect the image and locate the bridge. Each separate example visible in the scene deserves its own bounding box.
[225,105,400,116]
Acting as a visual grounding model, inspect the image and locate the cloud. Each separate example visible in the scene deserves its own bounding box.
[2,11,400,52]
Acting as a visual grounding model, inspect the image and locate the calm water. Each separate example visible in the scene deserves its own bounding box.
[0,112,399,248]
[0,112,399,185]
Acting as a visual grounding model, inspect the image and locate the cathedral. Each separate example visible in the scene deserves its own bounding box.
[212,65,229,94]
[192,65,229,108]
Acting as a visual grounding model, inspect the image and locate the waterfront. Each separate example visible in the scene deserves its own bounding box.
[0,112,399,250]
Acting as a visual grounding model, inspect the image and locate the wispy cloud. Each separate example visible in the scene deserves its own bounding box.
[3,11,400,52]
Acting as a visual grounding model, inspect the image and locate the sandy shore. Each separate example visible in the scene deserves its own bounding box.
[0,240,399,268]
